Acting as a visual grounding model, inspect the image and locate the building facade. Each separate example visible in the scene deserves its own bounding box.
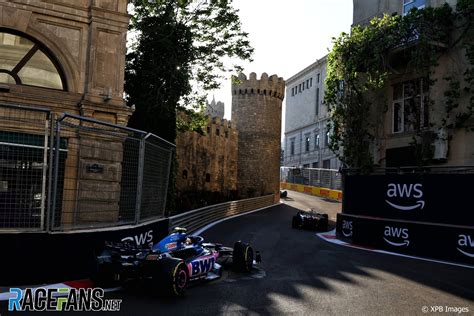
[0,0,133,229]
[0,0,131,122]
[283,56,341,170]
[353,0,474,167]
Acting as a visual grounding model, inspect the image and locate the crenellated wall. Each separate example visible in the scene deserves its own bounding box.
[231,72,285,101]
[232,72,285,199]
[176,115,238,210]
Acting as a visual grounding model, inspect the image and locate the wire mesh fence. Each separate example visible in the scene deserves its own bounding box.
[50,114,174,231]
[140,134,173,221]
[280,166,342,190]
[0,104,51,231]
[0,106,174,232]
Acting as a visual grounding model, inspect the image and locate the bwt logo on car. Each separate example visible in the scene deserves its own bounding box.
[383,226,410,247]
[385,183,425,211]
[121,230,153,246]
[189,256,215,276]
[457,234,474,258]
[342,220,353,237]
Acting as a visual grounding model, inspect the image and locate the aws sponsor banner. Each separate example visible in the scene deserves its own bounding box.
[343,174,474,226]
[336,214,474,266]
[0,218,169,286]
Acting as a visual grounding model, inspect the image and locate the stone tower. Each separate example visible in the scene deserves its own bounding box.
[231,72,285,200]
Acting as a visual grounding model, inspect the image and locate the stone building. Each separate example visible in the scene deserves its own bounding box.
[232,72,285,199]
[353,0,473,167]
[176,72,284,206]
[283,55,341,170]
[0,0,132,229]
[176,115,238,209]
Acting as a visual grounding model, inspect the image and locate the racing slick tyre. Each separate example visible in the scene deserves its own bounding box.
[292,215,301,229]
[319,214,329,231]
[233,241,254,272]
[151,257,188,297]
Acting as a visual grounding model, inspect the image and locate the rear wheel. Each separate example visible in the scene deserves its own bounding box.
[318,214,329,231]
[233,241,254,272]
[292,215,301,229]
[151,257,188,297]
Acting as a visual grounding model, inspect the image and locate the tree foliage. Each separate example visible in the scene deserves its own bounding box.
[325,1,473,171]
[125,0,253,213]
[126,0,253,142]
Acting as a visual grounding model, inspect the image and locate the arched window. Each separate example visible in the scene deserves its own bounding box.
[0,30,66,90]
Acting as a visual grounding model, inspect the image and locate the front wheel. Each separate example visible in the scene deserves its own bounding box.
[151,257,188,297]
[233,241,254,272]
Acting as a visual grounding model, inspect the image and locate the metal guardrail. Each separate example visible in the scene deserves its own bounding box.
[169,194,275,233]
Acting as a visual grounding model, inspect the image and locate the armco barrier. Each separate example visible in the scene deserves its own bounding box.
[169,194,275,233]
[280,182,342,202]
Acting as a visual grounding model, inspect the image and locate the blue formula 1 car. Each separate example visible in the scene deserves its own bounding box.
[94,228,258,297]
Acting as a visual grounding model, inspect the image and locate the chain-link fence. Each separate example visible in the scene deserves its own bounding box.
[50,114,174,231]
[0,107,174,232]
[0,104,52,231]
[280,166,342,190]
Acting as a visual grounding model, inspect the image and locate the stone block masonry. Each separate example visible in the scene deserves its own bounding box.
[232,72,285,199]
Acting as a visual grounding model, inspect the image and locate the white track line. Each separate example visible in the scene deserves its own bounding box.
[317,229,474,269]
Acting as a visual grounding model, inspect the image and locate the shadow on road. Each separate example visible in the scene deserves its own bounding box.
[56,202,473,315]
[189,203,474,315]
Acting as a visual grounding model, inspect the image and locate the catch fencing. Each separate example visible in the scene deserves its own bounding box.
[280,166,342,190]
[0,104,51,231]
[0,104,174,232]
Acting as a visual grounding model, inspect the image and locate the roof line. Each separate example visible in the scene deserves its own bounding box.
[286,54,328,84]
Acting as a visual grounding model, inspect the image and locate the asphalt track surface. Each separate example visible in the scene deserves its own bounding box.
[2,192,473,315]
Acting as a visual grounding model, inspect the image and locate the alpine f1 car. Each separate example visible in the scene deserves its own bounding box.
[94,227,259,297]
[292,209,328,231]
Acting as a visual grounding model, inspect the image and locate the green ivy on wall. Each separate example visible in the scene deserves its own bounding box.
[325,0,473,171]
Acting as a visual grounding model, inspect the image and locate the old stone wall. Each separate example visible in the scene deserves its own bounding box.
[231,72,285,198]
[176,116,238,210]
